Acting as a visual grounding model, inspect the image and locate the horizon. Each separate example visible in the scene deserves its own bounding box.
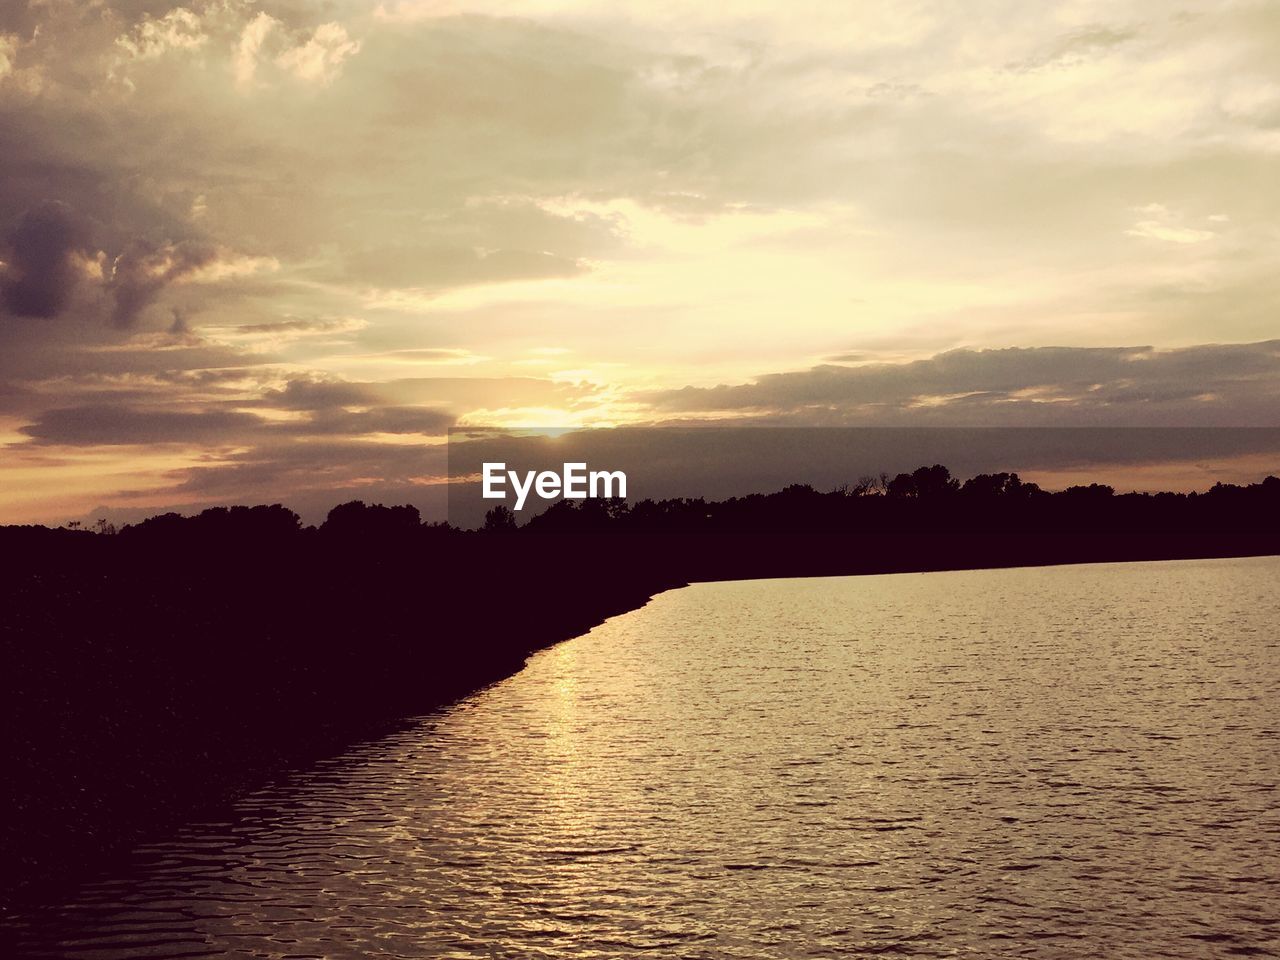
[26,457,1280,532]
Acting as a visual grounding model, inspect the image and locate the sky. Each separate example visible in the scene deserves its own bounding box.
[0,0,1278,523]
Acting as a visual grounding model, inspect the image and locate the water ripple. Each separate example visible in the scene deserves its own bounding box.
[8,557,1280,959]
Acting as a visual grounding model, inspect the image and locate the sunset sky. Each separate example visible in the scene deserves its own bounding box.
[1,0,1278,522]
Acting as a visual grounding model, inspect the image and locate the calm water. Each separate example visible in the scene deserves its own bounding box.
[10,558,1280,959]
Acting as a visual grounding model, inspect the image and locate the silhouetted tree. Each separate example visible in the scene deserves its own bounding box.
[887,464,958,499]
[961,472,1040,500]
[1061,483,1115,501]
[483,505,518,533]
[321,501,420,539]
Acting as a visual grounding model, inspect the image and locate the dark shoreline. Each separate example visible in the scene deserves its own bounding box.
[6,580,672,920]
[0,531,677,914]
[3,471,1278,913]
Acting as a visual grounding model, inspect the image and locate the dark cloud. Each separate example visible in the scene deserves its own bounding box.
[19,394,454,446]
[263,377,380,410]
[0,335,264,382]
[175,438,445,495]
[258,377,459,433]
[0,200,93,319]
[108,240,218,328]
[234,318,360,335]
[643,342,1280,427]
[0,1,37,36]
[11,372,583,450]
[0,84,204,247]
[21,405,263,446]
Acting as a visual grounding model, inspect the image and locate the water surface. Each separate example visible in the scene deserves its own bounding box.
[11,557,1280,958]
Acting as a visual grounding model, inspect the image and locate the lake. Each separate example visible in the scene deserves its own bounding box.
[9,557,1279,958]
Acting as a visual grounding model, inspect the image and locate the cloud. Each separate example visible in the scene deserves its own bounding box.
[220,316,368,345]
[344,244,583,289]
[107,239,218,327]
[20,404,264,445]
[234,13,361,91]
[1006,24,1137,73]
[1127,221,1216,244]
[0,200,95,318]
[275,22,361,85]
[259,373,599,419]
[263,376,380,409]
[1126,203,1217,244]
[19,386,455,447]
[234,11,275,90]
[0,32,16,79]
[115,7,208,63]
[642,341,1280,427]
[297,404,455,436]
